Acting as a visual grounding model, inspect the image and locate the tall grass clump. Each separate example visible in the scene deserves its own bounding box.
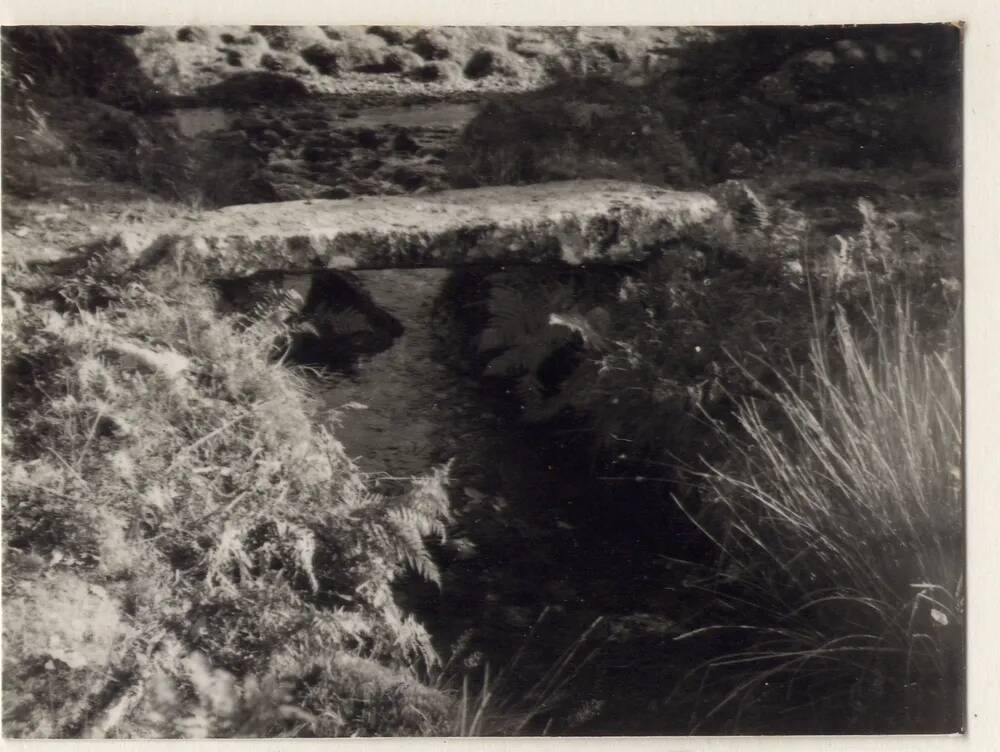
[435,609,607,736]
[675,278,963,733]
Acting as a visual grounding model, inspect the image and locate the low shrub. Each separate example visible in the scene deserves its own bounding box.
[251,26,330,53]
[353,50,423,75]
[1,27,165,111]
[410,28,452,61]
[0,93,198,203]
[408,60,463,84]
[300,43,339,75]
[365,26,410,47]
[463,49,503,79]
[318,31,412,75]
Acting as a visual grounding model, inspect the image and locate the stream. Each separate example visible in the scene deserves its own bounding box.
[160,99,481,205]
[193,96,712,733]
[169,101,481,138]
[314,269,703,734]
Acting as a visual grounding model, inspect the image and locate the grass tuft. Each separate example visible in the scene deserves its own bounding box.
[437,609,606,736]
[674,276,963,732]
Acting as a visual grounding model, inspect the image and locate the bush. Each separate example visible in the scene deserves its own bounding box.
[668,25,962,176]
[463,49,500,79]
[365,26,409,46]
[353,50,422,75]
[300,43,338,75]
[320,32,404,74]
[408,60,462,83]
[410,28,452,61]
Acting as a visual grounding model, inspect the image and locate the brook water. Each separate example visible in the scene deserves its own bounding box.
[198,98,713,733]
[314,269,704,734]
[166,100,481,138]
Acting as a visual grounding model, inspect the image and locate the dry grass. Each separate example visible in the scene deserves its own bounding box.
[437,608,606,736]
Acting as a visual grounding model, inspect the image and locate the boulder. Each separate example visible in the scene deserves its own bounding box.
[114,180,720,276]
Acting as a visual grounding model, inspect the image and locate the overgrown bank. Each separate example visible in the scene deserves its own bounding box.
[2,253,456,737]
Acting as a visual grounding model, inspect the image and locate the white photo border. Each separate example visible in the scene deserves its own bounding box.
[0,2,995,751]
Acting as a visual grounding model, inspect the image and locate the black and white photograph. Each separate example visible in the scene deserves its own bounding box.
[0,16,973,740]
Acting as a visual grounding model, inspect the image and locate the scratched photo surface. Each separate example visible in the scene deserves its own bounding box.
[1,25,963,737]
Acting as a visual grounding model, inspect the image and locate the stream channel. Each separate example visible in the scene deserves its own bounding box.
[313,269,703,734]
[192,97,710,733]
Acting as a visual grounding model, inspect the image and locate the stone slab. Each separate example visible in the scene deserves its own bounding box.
[122,180,720,276]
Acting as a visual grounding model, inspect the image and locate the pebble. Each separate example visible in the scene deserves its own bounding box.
[12,227,30,237]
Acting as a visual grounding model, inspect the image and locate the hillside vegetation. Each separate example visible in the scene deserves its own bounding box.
[2,26,709,107]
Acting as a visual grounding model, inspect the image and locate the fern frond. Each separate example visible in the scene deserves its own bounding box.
[395,615,440,671]
[388,507,445,543]
[386,512,442,585]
